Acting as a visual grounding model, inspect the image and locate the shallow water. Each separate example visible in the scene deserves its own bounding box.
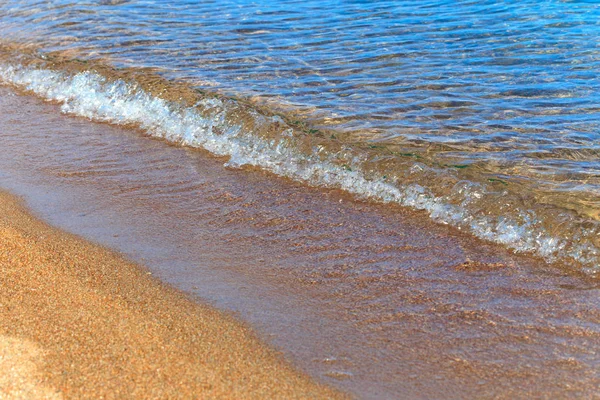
[1,86,600,399]
[0,0,598,270]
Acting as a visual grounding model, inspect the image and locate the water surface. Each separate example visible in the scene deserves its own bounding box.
[0,0,599,269]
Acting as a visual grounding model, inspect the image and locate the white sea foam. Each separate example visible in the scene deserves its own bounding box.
[0,63,597,271]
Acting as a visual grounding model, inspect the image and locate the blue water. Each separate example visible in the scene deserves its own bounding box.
[0,0,598,270]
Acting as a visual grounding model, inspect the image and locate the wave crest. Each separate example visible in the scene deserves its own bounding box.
[0,59,598,273]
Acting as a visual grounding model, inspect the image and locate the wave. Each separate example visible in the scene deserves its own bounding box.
[0,47,597,273]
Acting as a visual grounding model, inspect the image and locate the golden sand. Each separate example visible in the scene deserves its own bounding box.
[0,190,343,399]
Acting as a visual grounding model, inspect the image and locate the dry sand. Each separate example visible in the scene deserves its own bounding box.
[0,190,343,399]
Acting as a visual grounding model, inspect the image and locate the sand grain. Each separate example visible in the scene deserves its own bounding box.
[0,191,342,399]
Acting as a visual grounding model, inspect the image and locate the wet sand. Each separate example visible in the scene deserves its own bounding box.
[0,190,342,399]
[1,87,600,398]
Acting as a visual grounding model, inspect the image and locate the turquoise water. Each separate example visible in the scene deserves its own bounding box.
[0,0,598,270]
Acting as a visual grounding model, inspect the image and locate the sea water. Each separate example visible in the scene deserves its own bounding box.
[0,0,598,270]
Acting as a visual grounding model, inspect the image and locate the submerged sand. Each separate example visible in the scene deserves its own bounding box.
[0,190,343,399]
[2,86,600,398]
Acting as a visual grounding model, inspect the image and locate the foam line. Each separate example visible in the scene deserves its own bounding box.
[0,63,597,272]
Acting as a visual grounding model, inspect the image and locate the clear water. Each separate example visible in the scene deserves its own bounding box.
[1,85,599,398]
[0,0,599,270]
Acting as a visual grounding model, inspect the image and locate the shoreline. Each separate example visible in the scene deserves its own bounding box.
[0,45,597,271]
[0,189,342,399]
[1,84,599,398]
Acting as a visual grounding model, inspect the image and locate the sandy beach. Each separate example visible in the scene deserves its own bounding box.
[0,189,343,399]
[0,0,600,398]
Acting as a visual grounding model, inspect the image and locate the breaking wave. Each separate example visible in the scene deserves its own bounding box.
[0,59,598,273]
